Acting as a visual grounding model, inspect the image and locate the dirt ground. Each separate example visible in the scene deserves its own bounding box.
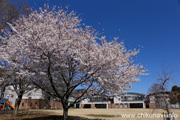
[0,108,180,120]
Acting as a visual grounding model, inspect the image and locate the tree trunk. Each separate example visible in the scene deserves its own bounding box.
[62,101,69,120]
[46,96,51,109]
[63,107,68,120]
[1,85,6,97]
[1,84,8,98]
[13,94,23,116]
[164,96,170,115]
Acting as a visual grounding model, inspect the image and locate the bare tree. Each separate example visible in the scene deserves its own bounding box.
[148,65,175,117]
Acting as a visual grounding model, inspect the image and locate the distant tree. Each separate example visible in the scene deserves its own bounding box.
[169,86,180,106]
[0,5,146,120]
[148,83,164,94]
[148,65,175,117]
[148,83,168,109]
[172,85,180,92]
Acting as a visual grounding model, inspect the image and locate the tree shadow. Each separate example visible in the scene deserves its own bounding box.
[21,115,103,120]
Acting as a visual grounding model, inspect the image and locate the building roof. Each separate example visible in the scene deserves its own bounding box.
[147,91,170,97]
[120,92,145,96]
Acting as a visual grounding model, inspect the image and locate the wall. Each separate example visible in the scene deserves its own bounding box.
[50,100,63,109]
[19,99,62,109]
[149,103,156,109]
[5,86,44,107]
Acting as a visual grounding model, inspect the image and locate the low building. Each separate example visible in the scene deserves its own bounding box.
[113,92,145,108]
[4,86,62,109]
[4,86,146,109]
[80,95,113,109]
[80,92,146,109]
[147,92,180,109]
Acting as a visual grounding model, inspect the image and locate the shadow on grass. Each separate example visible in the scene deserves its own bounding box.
[21,115,103,120]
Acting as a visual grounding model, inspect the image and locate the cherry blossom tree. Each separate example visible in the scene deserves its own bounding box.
[0,1,31,115]
[0,61,11,98]
[0,5,146,120]
[0,47,35,115]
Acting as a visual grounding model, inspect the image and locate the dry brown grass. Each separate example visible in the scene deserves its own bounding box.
[68,108,180,120]
[0,108,179,120]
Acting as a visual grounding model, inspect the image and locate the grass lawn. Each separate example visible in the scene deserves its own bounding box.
[0,108,179,120]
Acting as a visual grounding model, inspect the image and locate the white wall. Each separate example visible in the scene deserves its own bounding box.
[114,97,121,103]
[81,98,111,104]
[22,89,44,99]
[4,86,44,106]
[4,86,17,106]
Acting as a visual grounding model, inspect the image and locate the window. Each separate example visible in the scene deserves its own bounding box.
[35,102,37,107]
[120,104,123,108]
[83,104,91,108]
[128,96,133,101]
[90,96,109,102]
[116,104,119,108]
[125,103,128,108]
[22,103,24,106]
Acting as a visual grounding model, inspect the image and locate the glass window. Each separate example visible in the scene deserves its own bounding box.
[120,104,123,108]
[125,103,128,108]
[35,102,37,107]
[116,104,119,108]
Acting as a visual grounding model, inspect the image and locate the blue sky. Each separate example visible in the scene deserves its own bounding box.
[26,0,180,94]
